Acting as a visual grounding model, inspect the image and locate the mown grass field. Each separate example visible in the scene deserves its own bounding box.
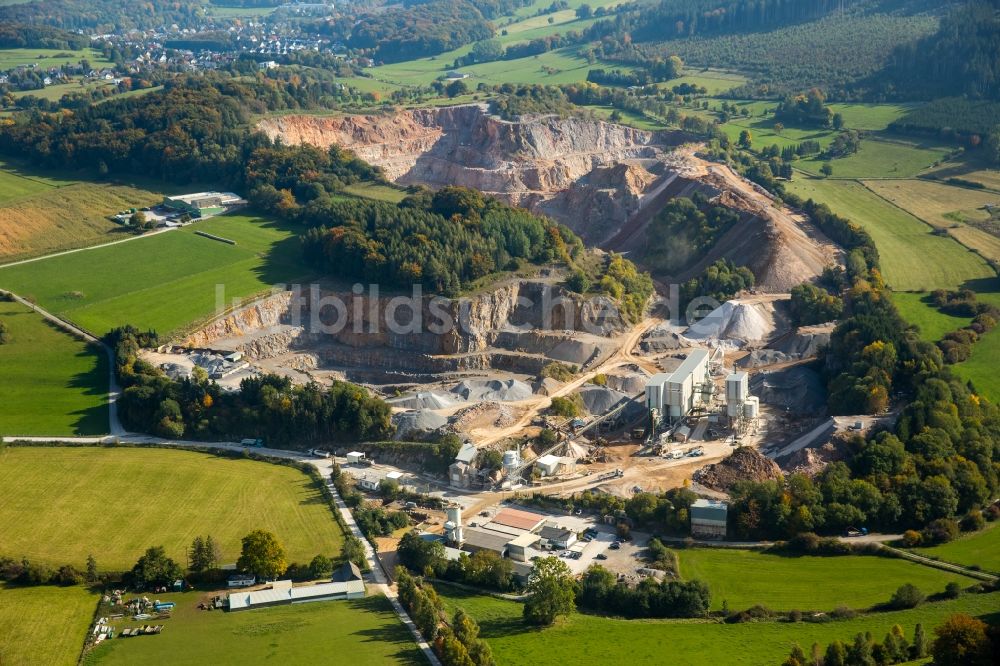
[89,593,422,665]
[675,548,973,612]
[0,301,108,436]
[891,292,971,342]
[0,212,310,337]
[342,182,407,202]
[374,45,629,88]
[953,311,1000,402]
[862,179,1000,263]
[436,583,1000,666]
[0,181,165,262]
[796,136,951,179]
[785,178,995,291]
[667,69,747,95]
[0,583,99,666]
[916,523,1000,574]
[584,105,664,130]
[0,47,111,70]
[0,446,345,570]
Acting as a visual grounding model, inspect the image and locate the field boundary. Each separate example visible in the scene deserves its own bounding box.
[879,544,998,583]
[858,179,999,271]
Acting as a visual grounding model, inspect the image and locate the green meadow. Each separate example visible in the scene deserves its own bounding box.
[675,548,974,612]
[0,446,345,570]
[435,582,1000,666]
[90,593,422,665]
[915,523,1000,574]
[785,178,994,291]
[0,583,99,666]
[0,212,311,337]
[0,300,108,436]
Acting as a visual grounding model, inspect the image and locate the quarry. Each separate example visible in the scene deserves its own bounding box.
[257,105,842,292]
[139,106,857,504]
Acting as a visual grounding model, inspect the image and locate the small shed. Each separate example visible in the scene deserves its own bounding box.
[357,474,379,491]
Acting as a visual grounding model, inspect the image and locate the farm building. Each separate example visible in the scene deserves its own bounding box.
[227,574,256,588]
[690,499,728,539]
[163,191,246,218]
[227,567,364,611]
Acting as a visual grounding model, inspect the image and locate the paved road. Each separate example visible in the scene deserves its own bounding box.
[8,435,440,664]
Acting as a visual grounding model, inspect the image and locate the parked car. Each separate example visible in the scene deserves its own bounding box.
[609,542,621,550]
[595,553,608,560]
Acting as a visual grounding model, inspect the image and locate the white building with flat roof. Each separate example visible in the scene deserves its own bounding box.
[646,350,711,421]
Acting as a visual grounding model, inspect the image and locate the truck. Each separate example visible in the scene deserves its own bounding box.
[631,428,646,440]
[240,438,264,448]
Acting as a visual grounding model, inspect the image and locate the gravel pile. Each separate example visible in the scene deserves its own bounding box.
[392,410,448,440]
[640,323,684,352]
[576,385,628,415]
[751,366,826,414]
[694,447,784,492]
[685,300,774,345]
[450,378,534,402]
[605,372,646,395]
[387,391,458,410]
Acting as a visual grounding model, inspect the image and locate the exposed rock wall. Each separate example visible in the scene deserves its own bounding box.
[181,279,626,381]
[257,105,689,246]
[257,106,843,292]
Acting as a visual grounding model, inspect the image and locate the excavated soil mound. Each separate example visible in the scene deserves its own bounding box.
[450,378,534,402]
[450,401,518,431]
[694,447,784,493]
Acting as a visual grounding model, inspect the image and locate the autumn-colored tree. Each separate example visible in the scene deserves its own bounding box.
[932,614,992,666]
[236,530,287,580]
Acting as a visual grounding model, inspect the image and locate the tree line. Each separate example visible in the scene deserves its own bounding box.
[108,326,393,445]
[396,568,497,666]
[0,0,212,32]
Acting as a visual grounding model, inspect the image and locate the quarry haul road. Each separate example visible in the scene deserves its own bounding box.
[475,314,664,447]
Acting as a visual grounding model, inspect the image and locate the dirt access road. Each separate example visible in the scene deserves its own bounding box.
[472,314,663,446]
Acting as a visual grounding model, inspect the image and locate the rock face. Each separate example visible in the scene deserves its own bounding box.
[257,105,690,247]
[182,279,628,383]
[257,105,843,292]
